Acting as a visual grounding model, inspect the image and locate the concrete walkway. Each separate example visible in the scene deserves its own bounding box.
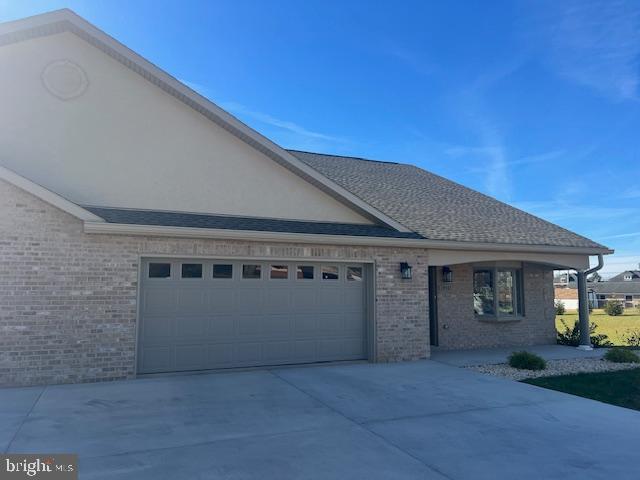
[431,344,606,367]
[2,360,638,479]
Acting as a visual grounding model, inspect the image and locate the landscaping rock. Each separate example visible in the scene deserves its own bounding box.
[467,357,640,381]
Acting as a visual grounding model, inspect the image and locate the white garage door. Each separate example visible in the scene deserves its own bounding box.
[138,258,368,374]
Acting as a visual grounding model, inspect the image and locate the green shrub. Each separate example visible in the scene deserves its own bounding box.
[604,300,624,316]
[508,351,547,370]
[554,300,566,315]
[604,348,640,364]
[626,330,640,348]
[556,319,613,348]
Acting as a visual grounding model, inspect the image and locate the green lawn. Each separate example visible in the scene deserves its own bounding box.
[523,368,640,411]
[556,309,640,346]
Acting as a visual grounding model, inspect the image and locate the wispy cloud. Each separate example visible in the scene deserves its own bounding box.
[598,253,640,276]
[600,231,640,240]
[178,79,346,148]
[450,148,567,174]
[180,79,213,97]
[514,200,636,222]
[620,187,640,199]
[385,47,437,77]
[527,0,640,101]
[220,101,344,143]
[444,58,529,200]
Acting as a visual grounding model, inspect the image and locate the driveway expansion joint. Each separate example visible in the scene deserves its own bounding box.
[267,368,458,479]
[4,385,47,454]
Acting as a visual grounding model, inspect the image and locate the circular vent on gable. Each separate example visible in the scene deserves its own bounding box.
[42,60,89,100]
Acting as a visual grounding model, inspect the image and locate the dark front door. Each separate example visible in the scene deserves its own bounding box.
[428,266,438,346]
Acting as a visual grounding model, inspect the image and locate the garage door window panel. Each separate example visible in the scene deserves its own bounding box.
[322,266,339,280]
[243,264,262,280]
[297,266,315,280]
[270,265,289,280]
[347,267,363,282]
[212,264,233,279]
[181,263,203,279]
[149,262,171,279]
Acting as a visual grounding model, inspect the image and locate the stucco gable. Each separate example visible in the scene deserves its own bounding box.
[0,11,407,227]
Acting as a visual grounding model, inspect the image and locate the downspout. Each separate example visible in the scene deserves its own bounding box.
[576,254,604,350]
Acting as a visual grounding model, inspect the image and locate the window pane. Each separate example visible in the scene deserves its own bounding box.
[212,264,233,279]
[149,263,171,278]
[297,266,314,280]
[181,263,202,278]
[243,264,261,279]
[473,270,494,315]
[497,270,515,315]
[270,265,288,279]
[347,266,363,282]
[321,266,339,280]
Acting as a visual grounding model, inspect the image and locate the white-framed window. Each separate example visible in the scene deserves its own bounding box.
[624,274,633,281]
[473,267,524,318]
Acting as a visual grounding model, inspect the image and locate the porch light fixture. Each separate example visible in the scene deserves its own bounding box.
[400,262,412,280]
[442,266,453,283]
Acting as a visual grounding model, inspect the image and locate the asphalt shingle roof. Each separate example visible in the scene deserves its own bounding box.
[588,282,640,295]
[84,207,423,239]
[289,150,607,249]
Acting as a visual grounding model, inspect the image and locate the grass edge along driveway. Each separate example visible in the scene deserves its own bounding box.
[523,368,640,411]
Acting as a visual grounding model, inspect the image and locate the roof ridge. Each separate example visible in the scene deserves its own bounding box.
[287,149,400,165]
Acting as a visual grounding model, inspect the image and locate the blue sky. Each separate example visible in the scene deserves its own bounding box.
[2,0,639,276]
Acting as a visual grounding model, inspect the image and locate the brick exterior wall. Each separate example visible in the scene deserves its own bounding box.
[1,178,559,386]
[435,263,556,350]
[0,179,429,386]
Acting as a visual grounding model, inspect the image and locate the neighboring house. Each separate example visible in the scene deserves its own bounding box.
[608,269,640,283]
[589,282,640,309]
[0,10,612,387]
[554,287,579,310]
[553,271,578,286]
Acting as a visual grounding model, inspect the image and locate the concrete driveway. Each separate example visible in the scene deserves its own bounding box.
[2,361,639,479]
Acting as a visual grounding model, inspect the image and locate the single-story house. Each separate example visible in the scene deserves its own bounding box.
[589,282,640,309]
[0,10,612,386]
[554,287,579,310]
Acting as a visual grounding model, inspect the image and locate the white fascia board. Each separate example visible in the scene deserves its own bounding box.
[83,221,613,255]
[0,165,104,222]
[0,9,410,232]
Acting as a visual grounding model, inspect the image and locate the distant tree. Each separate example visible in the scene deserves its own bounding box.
[588,272,603,283]
[555,300,566,315]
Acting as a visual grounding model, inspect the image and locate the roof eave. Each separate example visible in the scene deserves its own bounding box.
[83,221,613,255]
